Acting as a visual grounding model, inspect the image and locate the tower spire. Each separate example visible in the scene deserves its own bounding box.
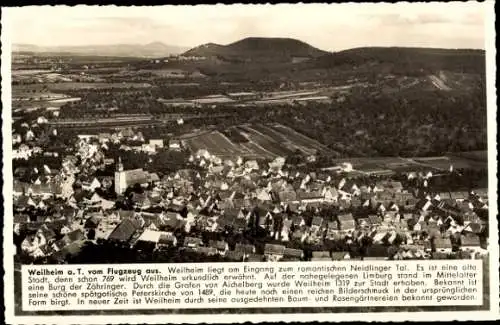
[117,156,124,171]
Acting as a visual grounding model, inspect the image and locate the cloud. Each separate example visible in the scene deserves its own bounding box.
[365,13,454,26]
[461,12,484,26]
[8,4,487,50]
[415,14,453,25]
[75,16,169,30]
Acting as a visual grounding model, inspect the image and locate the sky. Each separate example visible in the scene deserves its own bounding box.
[6,3,489,51]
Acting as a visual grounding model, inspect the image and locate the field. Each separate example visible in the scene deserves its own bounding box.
[414,156,487,171]
[270,124,331,154]
[449,150,488,162]
[236,125,294,156]
[184,131,252,157]
[47,82,153,90]
[183,123,331,159]
[12,82,153,94]
[12,90,67,101]
[140,69,191,78]
[326,153,487,174]
[47,115,162,129]
[12,69,53,75]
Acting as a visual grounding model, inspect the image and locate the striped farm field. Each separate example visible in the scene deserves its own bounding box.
[185,131,247,157]
[184,123,332,159]
[271,123,331,154]
[236,125,295,157]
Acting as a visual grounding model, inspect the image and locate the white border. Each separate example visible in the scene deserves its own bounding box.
[2,7,16,324]
[2,3,499,324]
[484,0,499,318]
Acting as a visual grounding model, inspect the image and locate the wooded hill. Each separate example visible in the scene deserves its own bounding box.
[183,37,328,63]
[309,47,485,75]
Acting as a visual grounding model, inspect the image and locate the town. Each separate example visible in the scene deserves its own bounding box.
[10,34,489,266]
[6,3,497,323]
[13,118,489,264]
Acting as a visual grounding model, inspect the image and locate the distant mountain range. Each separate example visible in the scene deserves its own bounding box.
[182,37,328,62]
[12,42,188,58]
[13,37,485,76]
[14,37,329,62]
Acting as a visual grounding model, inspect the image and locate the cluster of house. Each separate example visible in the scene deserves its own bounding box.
[13,113,183,163]
[12,117,62,160]
[13,137,490,263]
[77,127,174,155]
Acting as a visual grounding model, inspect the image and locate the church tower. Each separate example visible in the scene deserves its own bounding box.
[117,156,124,172]
[115,156,125,195]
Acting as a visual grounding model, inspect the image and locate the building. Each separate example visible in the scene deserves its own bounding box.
[460,234,482,254]
[434,237,453,254]
[208,240,229,255]
[149,139,164,149]
[183,237,203,249]
[158,232,177,247]
[107,218,142,243]
[264,244,285,261]
[114,157,158,195]
[234,243,256,258]
[283,247,303,261]
[338,213,356,232]
[135,230,177,250]
[169,139,182,151]
[311,251,332,261]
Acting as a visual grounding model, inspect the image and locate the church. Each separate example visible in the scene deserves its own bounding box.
[114,157,160,195]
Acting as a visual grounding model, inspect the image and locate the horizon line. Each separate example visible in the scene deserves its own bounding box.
[12,41,486,54]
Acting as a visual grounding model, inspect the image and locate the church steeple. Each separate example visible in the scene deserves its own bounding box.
[117,156,124,172]
[115,156,125,195]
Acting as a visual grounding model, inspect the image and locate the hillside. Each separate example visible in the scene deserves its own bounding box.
[175,47,485,92]
[182,43,225,58]
[309,47,486,75]
[12,42,188,58]
[17,42,486,158]
[183,37,328,63]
